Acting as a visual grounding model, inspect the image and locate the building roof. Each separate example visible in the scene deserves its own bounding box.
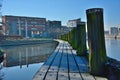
[2,15,46,20]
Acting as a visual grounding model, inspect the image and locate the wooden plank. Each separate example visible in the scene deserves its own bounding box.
[59,51,68,72]
[45,45,63,80]
[68,44,95,80]
[67,49,72,54]
[95,76,108,80]
[45,72,57,80]
[33,43,62,80]
[45,44,63,80]
[58,42,74,80]
[32,65,49,80]
[68,54,79,72]
[67,48,82,80]
[45,52,57,65]
[67,49,79,72]
[45,43,63,65]
[59,43,64,50]
[63,43,66,50]
[81,73,95,80]
[74,55,89,73]
[80,57,89,65]
[66,44,72,50]
[64,43,70,50]
[69,73,82,80]
[33,50,58,80]
[58,49,69,80]
[58,72,69,80]
[52,50,62,65]
[33,40,108,80]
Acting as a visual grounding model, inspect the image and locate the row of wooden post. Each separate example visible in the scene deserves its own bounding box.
[60,22,87,56]
[60,8,107,76]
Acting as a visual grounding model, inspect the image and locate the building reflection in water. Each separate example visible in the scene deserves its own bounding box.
[2,42,57,68]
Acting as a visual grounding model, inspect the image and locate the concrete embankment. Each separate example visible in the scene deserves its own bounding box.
[0,39,56,46]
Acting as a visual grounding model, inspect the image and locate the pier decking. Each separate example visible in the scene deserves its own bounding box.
[33,40,107,80]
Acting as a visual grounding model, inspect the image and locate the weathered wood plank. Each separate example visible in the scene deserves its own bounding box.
[67,49,82,80]
[59,50,68,72]
[45,52,57,65]
[69,73,82,80]
[81,73,95,80]
[33,40,108,80]
[69,46,95,80]
[46,46,63,80]
[33,51,58,80]
[33,43,62,80]
[33,65,49,80]
[68,54,79,72]
[58,72,69,80]
[58,49,69,80]
[95,76,108,80]
[45,72,57,80]
[66,44,72,50]
[80,57,89,65]
[74,55,89,72]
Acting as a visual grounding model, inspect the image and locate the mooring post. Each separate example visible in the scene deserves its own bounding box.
[76,22,86,56]
[66,34,68,41]
[86,8,107,75]
[67,31,70,43]
[61,35,63,40]
[71,27,77,49]
[69,30,72,45]
[69,28,73,47]
[63,34,65,40]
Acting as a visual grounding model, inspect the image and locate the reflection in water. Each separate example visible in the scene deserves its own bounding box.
[2,42,57,67]
[0,41,58,80]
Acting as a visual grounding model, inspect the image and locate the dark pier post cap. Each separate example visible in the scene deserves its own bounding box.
[86,8,103,14]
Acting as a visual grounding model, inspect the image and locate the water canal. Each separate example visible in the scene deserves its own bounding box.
[0,38,120,80]
[105,38,120,61]
[0,41,58,80]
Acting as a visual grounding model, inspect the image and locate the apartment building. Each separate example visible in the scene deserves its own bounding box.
[2,15,46,38]
[110,27,118,36]
[67,18,81,27]
[46,20,62,38]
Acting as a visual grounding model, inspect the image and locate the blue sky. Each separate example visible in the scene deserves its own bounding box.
[1,0,120,30]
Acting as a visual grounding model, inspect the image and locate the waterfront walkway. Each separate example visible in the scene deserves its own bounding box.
[33,40,107,80]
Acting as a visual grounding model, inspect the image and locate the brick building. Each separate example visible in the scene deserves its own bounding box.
[2,15,46,38]
[46,20,62,38]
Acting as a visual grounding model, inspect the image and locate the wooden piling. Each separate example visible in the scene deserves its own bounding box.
[86,8,107,75]
[76,22,86,56]
[71,27,77,49]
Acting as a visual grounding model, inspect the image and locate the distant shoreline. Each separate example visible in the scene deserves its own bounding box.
[105,35,120,39]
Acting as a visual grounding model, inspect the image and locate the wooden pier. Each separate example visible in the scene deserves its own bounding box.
[33,40,107,80]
